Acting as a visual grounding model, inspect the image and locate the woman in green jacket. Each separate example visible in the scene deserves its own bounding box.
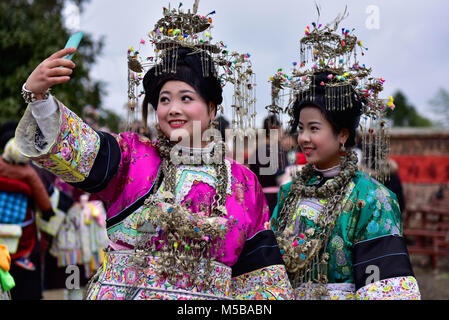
[270,20,421,300]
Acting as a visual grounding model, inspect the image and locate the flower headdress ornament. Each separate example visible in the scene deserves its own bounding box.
[268,7,372,112]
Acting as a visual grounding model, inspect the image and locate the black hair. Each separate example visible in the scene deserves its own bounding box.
[214,116,229,141]
[290,72,363,148]
[263,115,281,138]
[142,47,223,126]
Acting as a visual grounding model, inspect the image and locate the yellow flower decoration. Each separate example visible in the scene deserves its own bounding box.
[401,281,410,290]
[68,118,79,137]
[382,285,392,293]
[368,285,379,292]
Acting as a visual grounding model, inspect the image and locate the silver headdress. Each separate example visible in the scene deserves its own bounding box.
[268,8,395,182]
[126,1,256,138]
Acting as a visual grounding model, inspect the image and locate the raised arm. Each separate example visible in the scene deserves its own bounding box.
[23,47,77,101]
[16,47,120,196]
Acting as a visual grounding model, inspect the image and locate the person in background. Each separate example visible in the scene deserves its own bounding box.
[277,151,308,186]
[383,159,405,213]
[248,115,289,214]
[0,128,54,300]
[249,115,288,188]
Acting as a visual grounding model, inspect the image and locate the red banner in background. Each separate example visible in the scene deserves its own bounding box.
[390,155,449,184]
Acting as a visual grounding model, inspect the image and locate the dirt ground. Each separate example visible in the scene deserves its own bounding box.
[411,254,449,300]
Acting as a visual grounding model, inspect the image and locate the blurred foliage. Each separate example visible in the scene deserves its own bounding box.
[0,0,121,132]
[385,90,433,127]
[429,87,449,128]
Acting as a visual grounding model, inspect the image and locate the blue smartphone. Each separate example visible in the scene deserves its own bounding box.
[63,31,84,60]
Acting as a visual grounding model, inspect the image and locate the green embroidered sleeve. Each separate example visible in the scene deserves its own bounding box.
[351,173,403,242]
[324,173,404,283]
[270,182,293,230]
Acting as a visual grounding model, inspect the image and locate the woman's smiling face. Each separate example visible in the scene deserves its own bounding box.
[157,80,215,148]
[297,106,348,169]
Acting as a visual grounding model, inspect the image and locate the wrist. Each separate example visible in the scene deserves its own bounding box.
[33,93,45,100]
[21,83,50,104]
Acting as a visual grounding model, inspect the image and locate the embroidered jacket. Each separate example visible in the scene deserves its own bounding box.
[16,98,293,300]
[271,171,421,300]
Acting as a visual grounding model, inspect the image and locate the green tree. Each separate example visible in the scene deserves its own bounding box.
[98,109,121,133]
[0,0,121,129]
[386,90,433,127]
[429,87,449,127]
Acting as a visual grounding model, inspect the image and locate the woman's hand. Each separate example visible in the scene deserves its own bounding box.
[25,47,77,99]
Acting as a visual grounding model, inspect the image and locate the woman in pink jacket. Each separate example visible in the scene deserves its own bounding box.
[15,10,293,298]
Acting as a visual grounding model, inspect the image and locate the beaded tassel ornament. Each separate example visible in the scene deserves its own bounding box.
[226,52,257,140]
[359,77,394,183]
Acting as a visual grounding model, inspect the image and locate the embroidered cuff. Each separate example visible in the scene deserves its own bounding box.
[356,276,421,300]
[295,283,356,300]
[16,99,100,183]
[232,265,294,300]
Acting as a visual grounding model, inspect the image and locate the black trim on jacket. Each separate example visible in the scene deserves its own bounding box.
[71,131,121,193]
[353,234,414,290]
[232,229,284,277]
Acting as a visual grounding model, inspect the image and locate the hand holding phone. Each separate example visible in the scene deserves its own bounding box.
[24,33,83,96]
[63,31,84,60]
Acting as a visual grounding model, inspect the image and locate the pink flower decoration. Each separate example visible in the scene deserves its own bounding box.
[61,147,71,161]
